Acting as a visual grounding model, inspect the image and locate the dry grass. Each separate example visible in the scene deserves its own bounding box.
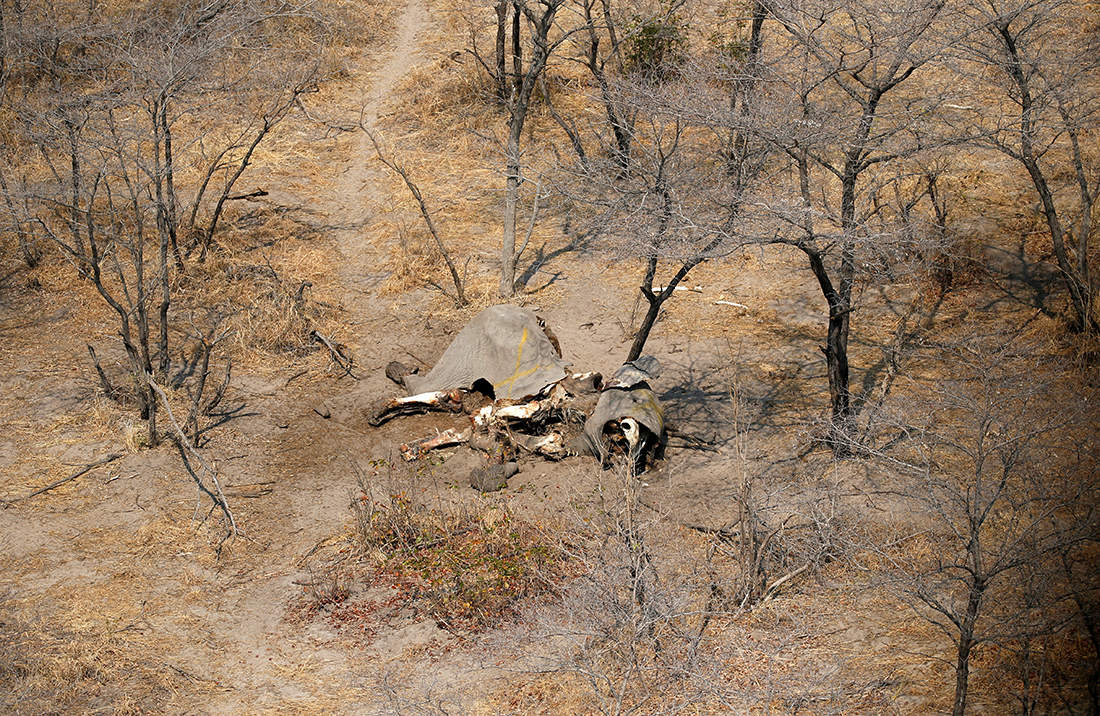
[294,457,571,636]
[0,0,1096,712]
[0,596,189,714]
[0,521,229,715]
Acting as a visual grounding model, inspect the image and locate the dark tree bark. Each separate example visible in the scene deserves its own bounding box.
[494,1,508,101]
[511,0,522,97]
[580,0,634,167]
[952,580,984,716]
[763,0,938,445]
[979,12,1099,334]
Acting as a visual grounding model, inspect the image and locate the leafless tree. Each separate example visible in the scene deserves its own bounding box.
[465,0,511,103]
[0,1,40,268]
[1057,523,1100,714]
[756,0,959,445]
[497,0,572,298]
[961,0,1100,334]
[552,52,776,361]
[859,337,1098,715]
[562,0,687,167]
[0,0,328,444]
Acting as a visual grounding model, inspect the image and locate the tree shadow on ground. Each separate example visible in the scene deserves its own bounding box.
[657,342,826,449]
[850,284,951,419]
[514,231,594,292]
[980,239,1065,320]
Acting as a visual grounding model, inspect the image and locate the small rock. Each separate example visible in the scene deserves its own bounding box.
[502,461,519,479]
[385,361,418,387]
[470,464,508,492]
[312,402,332,419]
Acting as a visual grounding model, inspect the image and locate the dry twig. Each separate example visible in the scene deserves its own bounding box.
[20,452,124,501]
[148,377,239,547]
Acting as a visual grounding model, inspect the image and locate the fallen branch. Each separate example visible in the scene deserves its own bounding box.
[665,425,719,451]
[204,357,232,414]
[22,452,124,500]
[655,284,703,294]
[225,481,275,498]
[165,662,223,687]
[666,439,720,452]
[397,345,432,368]
[683,522,741,542]
[311,329,356,378]
[759,562,811,605]
[226,189,268,201]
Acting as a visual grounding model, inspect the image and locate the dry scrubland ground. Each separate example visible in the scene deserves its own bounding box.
[1,0,1097,713]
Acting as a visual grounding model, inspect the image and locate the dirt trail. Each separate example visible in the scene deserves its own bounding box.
[181,3,449,709]
[333,0,429,345]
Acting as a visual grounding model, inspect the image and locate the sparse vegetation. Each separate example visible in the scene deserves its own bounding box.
[1,0,1097,712]
[354,473,566,632]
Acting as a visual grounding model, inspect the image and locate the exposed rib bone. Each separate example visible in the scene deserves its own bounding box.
[400,428,470,461]
[368,389,464,426]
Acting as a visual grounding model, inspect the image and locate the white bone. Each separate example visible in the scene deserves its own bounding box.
[621,418,641,453]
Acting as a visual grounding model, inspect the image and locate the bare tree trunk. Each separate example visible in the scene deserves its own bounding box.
[0,2,6,92]
[582,0,632,167]
[726,0,767,179]
[501,130,521,296]
[991,18,1098,334]
[510,0,522,97]
[159,100,183,271]
[1062,550,1100,715]
[495,1,508,101]
[825,296,851,423]
[801,240,852,431]
[498,0,562,297]
[152,98,172,379]
[200,118,270,260]
[0,167,39,267]
[628,255,663,362]
[952,583,983,716]
[65,122,85,257]
[628,237,723,361]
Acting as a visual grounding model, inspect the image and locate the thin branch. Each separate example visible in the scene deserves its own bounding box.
[148,376,238,541]
[20,453,124,501]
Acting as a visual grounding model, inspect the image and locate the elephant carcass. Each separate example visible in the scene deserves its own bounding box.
[582,357,665,470]
[404,304,568,400]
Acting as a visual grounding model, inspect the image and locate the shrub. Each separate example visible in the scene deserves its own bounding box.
[349,461,569,632]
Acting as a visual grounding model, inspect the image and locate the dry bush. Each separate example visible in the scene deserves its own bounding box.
[352,463,567,631]
[511,468,733,715]
[296,457,570,635]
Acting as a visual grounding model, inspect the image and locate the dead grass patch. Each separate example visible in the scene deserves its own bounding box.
[0,589,204,714]
[294,457,570,637]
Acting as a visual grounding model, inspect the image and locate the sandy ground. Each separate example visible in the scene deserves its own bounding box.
[3,0,1090,713]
